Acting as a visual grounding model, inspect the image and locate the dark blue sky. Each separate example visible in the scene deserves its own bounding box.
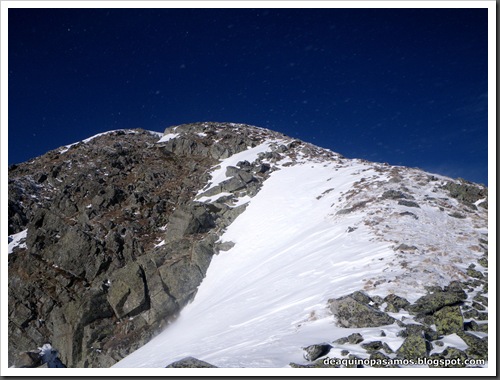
[8,8,489,184]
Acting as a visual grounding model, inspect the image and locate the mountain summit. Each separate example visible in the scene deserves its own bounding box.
[8,122,488,369]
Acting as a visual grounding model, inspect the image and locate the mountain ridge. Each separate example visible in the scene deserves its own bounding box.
[7,122,488,369]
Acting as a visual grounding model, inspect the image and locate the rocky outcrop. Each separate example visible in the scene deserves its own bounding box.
[7,123,295,368]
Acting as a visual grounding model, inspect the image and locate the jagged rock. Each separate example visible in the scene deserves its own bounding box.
[348,333,364,344]
[225,166,255,183]
[381,190,413,200]
[384,294,410,313]
[303,344,331,361]
[428,347,468,368]
[464,320,488,333]
[107,263,148,319]
[457,332,488,360]
[165,205,216,241]
[433,305,463,335]
[166,357,217,368]
[394,244,417,252]
[333,337,348,345]
[443,180,487,208]
[407,281,467,316]
[350,290,372,305]
[449,212,466,219]
[158,258,204,307]
[369,351,397,368]
[466,266,485,279]
[15,351,43,368]
[328,294,395,328]
[361,341,384,353]
[397,200,420,208]
[396,325,429,360]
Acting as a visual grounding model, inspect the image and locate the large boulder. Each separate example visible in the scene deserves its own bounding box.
[166,357,218,368]
[328,294,395,328]
[303,344,331,361]
[396,325,429,360]
[408,281,467,316]
[433,305,464,335]
[107,262,148,319]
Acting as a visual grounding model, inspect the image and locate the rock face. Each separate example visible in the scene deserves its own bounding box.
[7,123,293,368]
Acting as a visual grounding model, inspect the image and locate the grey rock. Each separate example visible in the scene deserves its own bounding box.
[158,258,204,307]
[396,325,429,360]
[433,305,463,335]
[449,211,466,219]
[166,356,218,368]
[457,332,488,360]
[361,341,384,353]
[381,190,413,200]
[398,200,420,208]
[107,263,148,319]
[328,294,395,328]
[428,347,468,368]
[384,294,410,313]
[165,205,216,241]
[303,344,332,361]
[443,180,487,206]
[369,351,397,367]
[15,351,42,368]
[350,290,372,305]
[408,281,467,316]
[347,333,364,344]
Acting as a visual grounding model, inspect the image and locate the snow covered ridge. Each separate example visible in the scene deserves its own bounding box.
[58,129,163,154]
[114,123,489,370]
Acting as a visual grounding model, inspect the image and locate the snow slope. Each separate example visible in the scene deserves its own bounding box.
[114,139,489,371]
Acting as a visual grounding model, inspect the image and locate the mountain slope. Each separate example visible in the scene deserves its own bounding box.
[7,122,489,370]
[113,126,489,368]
